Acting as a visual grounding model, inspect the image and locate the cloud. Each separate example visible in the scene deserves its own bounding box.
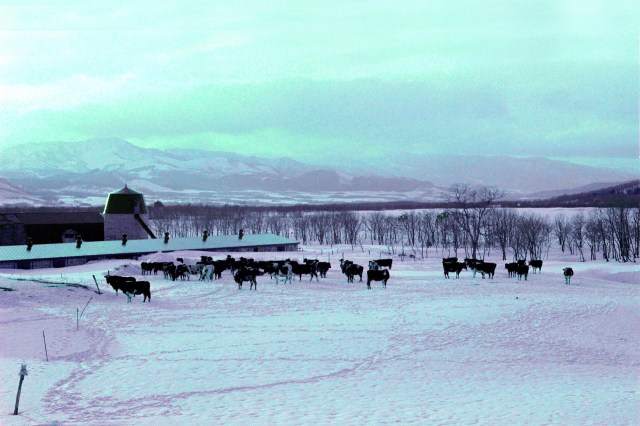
[0,0,638,167]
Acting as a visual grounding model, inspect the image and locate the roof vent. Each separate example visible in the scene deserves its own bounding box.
[122,233,128,246]
[26,237,33,251]
[164,232,170,244]
[203,230,208,242]
[76,235,82,249]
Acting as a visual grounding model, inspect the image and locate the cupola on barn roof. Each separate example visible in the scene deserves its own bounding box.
[103,184,148,215]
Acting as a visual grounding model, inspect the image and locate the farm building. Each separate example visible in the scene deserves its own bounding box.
[0,185,156,246]
[103,185,155,240]
[0,212,104,246]
[0,233,299,270]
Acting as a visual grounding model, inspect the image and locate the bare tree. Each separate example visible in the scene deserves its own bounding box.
[366,212,387,245]
[417,210,437,258]
[489,208,518,261]
[447,184,504,259]
[570,214,586,262]
[397,211,419,250]
[519,214,551,260]
[554,215,570,253]
[340,212,362,249]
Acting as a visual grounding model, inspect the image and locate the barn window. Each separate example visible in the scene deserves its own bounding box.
[61,229,78,243]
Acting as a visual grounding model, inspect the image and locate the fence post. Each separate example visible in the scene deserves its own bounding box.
[80,297,93,318]
[13,364,28,415]
[42,331,48,361]
[92,275,101,294]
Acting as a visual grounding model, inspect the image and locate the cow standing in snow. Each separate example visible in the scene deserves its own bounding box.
[563,267,574,285]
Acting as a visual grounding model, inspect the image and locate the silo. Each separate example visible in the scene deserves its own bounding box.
[103,185,155,240]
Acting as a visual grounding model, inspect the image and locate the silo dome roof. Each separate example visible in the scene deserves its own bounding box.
[103,185,148,214]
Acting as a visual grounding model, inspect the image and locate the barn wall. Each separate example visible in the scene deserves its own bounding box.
[66,258,87,267]
[31,259,53,269]
[104,214,149,241]
[0,223,27,246]
[24,223,104,245]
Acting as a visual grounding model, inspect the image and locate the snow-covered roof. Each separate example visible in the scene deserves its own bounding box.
[0,233,298,262]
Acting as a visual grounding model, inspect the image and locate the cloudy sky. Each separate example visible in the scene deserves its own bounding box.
[0,1,638,169]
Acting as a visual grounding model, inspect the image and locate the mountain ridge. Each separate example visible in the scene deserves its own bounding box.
[0,138,633,205]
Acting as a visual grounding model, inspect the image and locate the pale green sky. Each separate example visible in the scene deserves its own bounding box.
[0,1,638,168]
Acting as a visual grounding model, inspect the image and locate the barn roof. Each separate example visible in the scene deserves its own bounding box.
[0,233,298,262]
[103,185,148,214]
[10,212,104,225]
[111,185,142,195]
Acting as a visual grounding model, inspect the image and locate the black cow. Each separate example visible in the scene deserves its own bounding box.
[340,259,353,273]
[366,269,390,289]
[505,262,518,278]
[104,275,136,295]
[471,262,496,279]
[212,261,227,279]
[563,267,574,285]
[120,281,151,303]
[442,257,458,263]
[291,262,319,282]
[316,262,331,278]
[141,262,154,275]
[234,269,258,290]
[372,259,393,269]
[443,262,466,279]
[345,263,363,283]
[465,258,484,268]
[529,259,543,274]
[154,262,173,275]
[517,265,529,281]
[163,264,176,280]
[173,264,191,281]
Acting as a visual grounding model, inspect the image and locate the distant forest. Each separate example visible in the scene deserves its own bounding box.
[2,182,638,263]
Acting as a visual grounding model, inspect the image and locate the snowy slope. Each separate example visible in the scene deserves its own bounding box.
[0,243,638,424]
[0,178,41,205]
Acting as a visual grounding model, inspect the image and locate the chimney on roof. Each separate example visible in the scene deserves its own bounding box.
[76,235,82,249]
[26,237,33,251]
[122,233,128,246]
[164,232,170,244]
[203,230,208,242]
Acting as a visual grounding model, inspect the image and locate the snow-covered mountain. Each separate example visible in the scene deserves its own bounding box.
[0,139,437,205]
[0,138,633,205]
[0,178,41,205]
[349,153,635,196]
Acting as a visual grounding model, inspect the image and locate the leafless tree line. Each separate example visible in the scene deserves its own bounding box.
[553,207,640,262]
[149,189,639,263]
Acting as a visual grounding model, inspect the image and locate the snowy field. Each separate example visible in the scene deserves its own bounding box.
[1,245,638,424]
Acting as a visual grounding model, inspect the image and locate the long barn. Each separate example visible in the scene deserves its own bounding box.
[0,233,299,270]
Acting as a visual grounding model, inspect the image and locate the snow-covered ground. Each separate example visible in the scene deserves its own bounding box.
[1,245,638,424]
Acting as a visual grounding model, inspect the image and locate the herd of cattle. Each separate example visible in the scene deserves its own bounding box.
[103,254,575,302]
[442,258,544,281]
